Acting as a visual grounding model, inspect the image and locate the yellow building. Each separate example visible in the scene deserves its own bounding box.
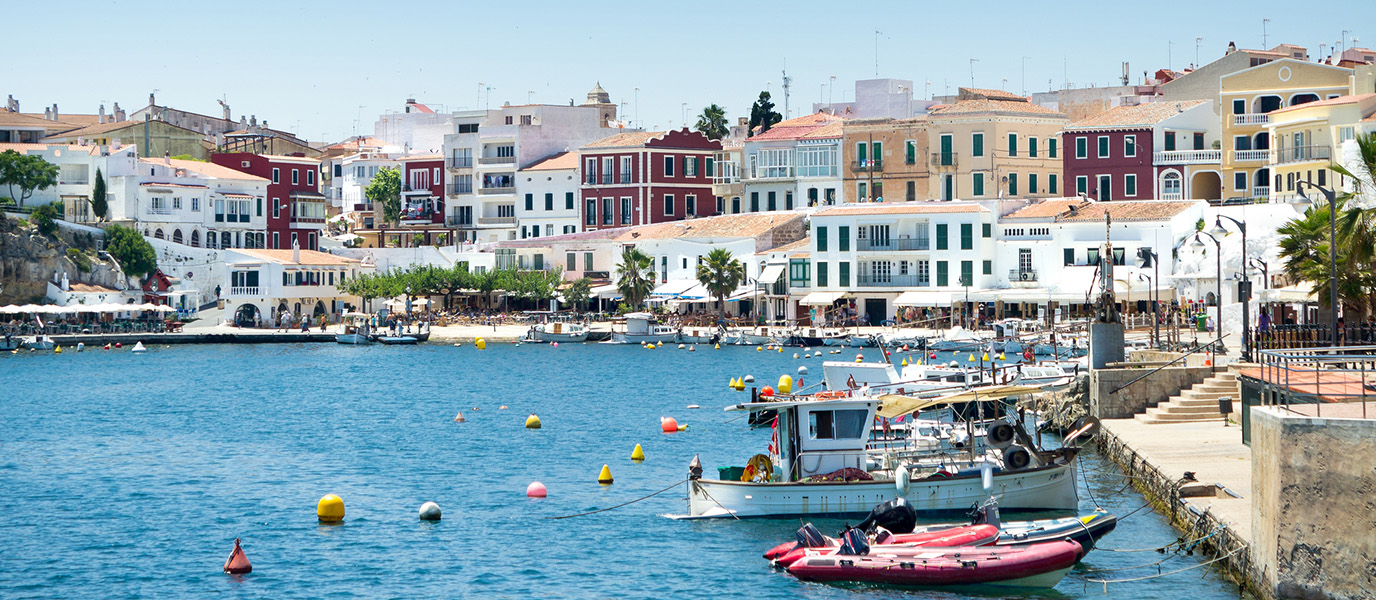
[1219,59,1353,200]
[841,117,929,202]
[926,88,1068,201]
[1266,93,1376,201]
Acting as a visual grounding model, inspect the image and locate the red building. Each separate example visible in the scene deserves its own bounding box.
[398,155,445,225]
[1061,100,1213,202]
[579,129,721,230]
[211,152,326,249]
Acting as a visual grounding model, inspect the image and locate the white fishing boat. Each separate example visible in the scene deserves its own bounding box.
[1,334,22,351]
[673,389,1080,519]
[335,312,373,345]
[607,312,677,344]
[526,321,590,343]
[846,334,876,347]
[794,327,849,346]
[721,326,778,346]
[22,335,56,350]
[677,326,721,344]
[929,327,989,351]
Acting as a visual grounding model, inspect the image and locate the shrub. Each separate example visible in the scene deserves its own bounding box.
[66,247,92,272]
[30,204,59,236]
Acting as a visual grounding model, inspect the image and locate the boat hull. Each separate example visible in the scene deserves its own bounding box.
[682,461,1078,519]
[529,330,589,343]
[335,333,371,345]
[786,540,1081,589]
[608,332,677,344]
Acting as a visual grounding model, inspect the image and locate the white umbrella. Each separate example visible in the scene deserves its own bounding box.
[139,303,160,311]
[0,305,22,314]
[155,305,177,313]
[17,304,43,313]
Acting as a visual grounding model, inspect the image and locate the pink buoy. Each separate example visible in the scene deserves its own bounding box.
[855,353,863,361]
[552,342,559,347]
[661,417,679,433]
[526,481,547,497]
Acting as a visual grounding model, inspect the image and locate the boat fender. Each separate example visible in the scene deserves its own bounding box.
[896,467,910,494]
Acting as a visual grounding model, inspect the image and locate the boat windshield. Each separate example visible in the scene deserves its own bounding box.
[809,409,868,440]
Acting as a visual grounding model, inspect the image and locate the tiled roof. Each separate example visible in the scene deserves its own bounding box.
[929,99,1067,119]
[140,182,208,189]
[1054,200,1200,223]
[398,154,443,161]
[20,113,103,128]
[583,131,665,149]
[961,88,1027,101]
[0,110,77,130]
[0,142,100,155]
[523,151,578,171]
[67,283,120,293]
[45,119,199,140]
[256,154,320,165]
[750,112,845,141]
[813,201,988,217]
[141,157,270,181]
[234,249,360,266]
[1067,100,1209,130]
[1002,199,1089,220]
[497,213,806,247]
[1271,93,1376,114]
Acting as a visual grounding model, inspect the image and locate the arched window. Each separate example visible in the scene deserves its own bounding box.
[190,230,200,248]
[1162,171,1182,198]
[154,229,165,240]
[205,231,216,249]
[1206,292,1217,306]
[172,229,183,244]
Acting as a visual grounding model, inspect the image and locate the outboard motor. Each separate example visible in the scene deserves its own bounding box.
[871,526,895,545]
[687,454,703,480]
[837,527,870,556]
[856,497,918,534]
[970,497,1002,529]
[795,523,827,549]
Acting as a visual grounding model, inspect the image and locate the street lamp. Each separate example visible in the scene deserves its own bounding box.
[961,274,972,329]
[1296,180,1340,346]
[1138,247,1160,349]
[1211,215,1252,361]
[1190,232,1224,353]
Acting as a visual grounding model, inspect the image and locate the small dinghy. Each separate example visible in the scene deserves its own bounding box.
[377,336,419,345]
[787,537,1082,589]
[772,523,1000,568]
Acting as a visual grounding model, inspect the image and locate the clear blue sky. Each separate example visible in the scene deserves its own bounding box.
[5,1,1372,144]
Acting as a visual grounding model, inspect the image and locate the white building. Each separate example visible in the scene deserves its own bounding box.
[517,151,581,238]
[372,99,452,153]
[737,112,846,214]
[337,150,401,228]
[107,157,269,250]
[0,142,140,217]
[220,246,373,327]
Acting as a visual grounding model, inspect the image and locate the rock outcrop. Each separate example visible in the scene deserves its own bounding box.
[0,217,127,304]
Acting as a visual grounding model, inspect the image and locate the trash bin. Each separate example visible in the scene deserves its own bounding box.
[1196,314,1208,332]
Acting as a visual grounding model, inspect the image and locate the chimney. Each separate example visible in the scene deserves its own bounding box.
[99,104,106,124]
[149,92,156,106]
[52,103,58,121]
[1226,42,1237,55]
[262,120,268,129]
[164,151,171,165]
[113,102,125,122]
[6,94,16,112]
[240,115,247,127]
[250,115,257,128]
[44,107,52,120]
[292,238,300,263]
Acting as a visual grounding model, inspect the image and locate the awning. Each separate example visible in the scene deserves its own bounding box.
[757,263,786,285]
[877,384,1046,418]
[1258,285,1315,303]
[800,291,846,305]
[651,279,698,297]
[592,283,622,299]
[725,288,757,302]
[893,290,954,307]
[677,283,709,300]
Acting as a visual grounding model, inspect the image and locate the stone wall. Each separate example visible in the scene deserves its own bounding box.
[1089,364,1213,418]
[1251,407,1376,599]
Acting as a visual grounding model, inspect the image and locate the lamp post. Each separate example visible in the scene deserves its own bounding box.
[1139,247,1160,349]
[1296,180,1340,345]
[961,274,972,329]
[1190,232,1223,353]
[1211,215,1251,361]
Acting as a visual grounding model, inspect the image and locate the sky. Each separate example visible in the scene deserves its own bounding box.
[4,1,1373,146]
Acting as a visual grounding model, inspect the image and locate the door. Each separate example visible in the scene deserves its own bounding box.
[864,298,887,327]
[942,174,953,201]
[940,135,953,165]
[1098,175,1112,201]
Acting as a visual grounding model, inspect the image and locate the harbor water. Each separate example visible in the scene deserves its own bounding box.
[0,343,1246,598]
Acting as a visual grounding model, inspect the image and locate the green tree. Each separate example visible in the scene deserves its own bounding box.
[30,204,59,236]
[747,92,782,137]
[695,103,729,140]
[564,277,592,311]
[103,224,157,279]
[0,150,59,208]
[366,167,403,226]
[90,168,108,220]
[615,247,656,309]
[696,247,745,321]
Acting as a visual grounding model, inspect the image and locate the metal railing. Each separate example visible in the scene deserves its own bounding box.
[1275,145,1331,164]
[857,238,930,251]
[1234,114,1271,125]
[1153,149,1222,164]
[478,186,515,195]
[930,152,957,167]
[857,274,924,287]
[446,157,473,169]
[851,159,883,172]
[477,216,516,225]
[446,183,473,195]
[478,156,516,165]
[1257,344,1376,418]
[1009,269,1038,282]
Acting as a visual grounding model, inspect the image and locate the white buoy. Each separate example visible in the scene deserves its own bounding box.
[798,366,808,374]
[130,341,147,353]
[686,404,701,409]
[688,345,696,352]
[419,501,442,520]
[678,343,685,349]
[793,353,800,359]
[76,343,84,352]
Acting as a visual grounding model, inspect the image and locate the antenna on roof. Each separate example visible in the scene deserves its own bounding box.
[781,66,792,118]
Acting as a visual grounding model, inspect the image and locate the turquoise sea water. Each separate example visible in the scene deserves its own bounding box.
[0,343,1246,598]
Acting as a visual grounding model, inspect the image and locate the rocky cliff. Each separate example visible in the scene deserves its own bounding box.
[0,216,129,305]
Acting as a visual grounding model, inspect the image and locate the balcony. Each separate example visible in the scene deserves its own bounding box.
[445,216,473,227]
[228,286,261,297]
[1153,149,1221,165]
[1160,192,1183,200]
[479,156,516,166]
[857,237,930,251]
[930,153,957,168]
[1276,145,1331,165]
[446,183,473,196]
[446,157,473,170]
[477,216,516,226]
[851,159,884,172]
[478,186,516,196]
[353,203,374,212]
[583,271,610,280]
[1232,149,1270,162]
[1234,114,1271,126]
[1009,269,1038,283]
[1252,186,1271,198]
[857,274,925,287]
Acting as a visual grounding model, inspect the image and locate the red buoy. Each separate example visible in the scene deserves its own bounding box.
[224,538,252,574]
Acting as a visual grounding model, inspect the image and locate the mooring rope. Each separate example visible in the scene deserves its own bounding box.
[1087,545,1245,585]
[544,479,688,520]
[1097,523,1227,553]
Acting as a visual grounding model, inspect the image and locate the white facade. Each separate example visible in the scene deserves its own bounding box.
[0,143,140,216]
[220,248,372,326]
[338,152,401,226]
[516,156,581,239]
[373,101,452,153]
[107,157,268,250]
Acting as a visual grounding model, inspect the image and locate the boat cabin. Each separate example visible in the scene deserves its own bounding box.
[730,397,881,482]
[622,312,676,336]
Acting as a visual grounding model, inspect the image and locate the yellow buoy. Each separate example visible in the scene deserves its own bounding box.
[525,414,542,429]
[475,338,487,350]
[967,353,976,362]
[777,347,783,353]
[901,358,908,367]
[54,346,62,354]
[777,374,793,394]
[317,493,345,523]
[631,444,645,461]
[598,464,614,484]
[714,343,720,350]
[756,346,762,352]
[982,352,990,362]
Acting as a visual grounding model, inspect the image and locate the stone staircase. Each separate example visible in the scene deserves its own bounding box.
[1135,371,1239,424]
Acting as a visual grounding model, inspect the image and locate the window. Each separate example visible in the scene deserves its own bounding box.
[1028,137,1038,158]
[972,132,984,157]
[686,194,696,216]
[838,226,850,252]
[1076,176,1088,195]
[816,261,828,287]
[960,260,973,286]
[602,198,612,225]
[1048,138,1058,158]
[1076,137,1087,159]
[686,157,697,176]
[939,134,954,165]
[620,156,632,183]
[1064,248,1075,265]
[620,197,632,224]
[982,223,991,238]
[856,142,867,166]
[457,123,479,134]
[256,198,262,217]
[972,172,984,196]
[601,157,614,184]
[191,197,199,212]
[706,157,714,176]
[816,226,828,252]
[584,252,594,270]
[1124,135,1136,157]
[716,196,725,214]
[663,155,674,176]
[905,140,916,164]
[524,193,533,211]
[545,193,554,211]
[960,223,973,250]
[731,197,740,213]
[664,194,675,216]
[1087,247,1100,266]
[936,223,948,250]
[1234,172,1247,191]
[838,261,850,287]
[1165,132,1177,152]
[784,191,793,210]
[789,259,810,285]
[1097,136,1109,158]
[936,261,949,286]
[1008,133,1018,157]
[1318,169,1327,187]
[272,198,281,219]
[1028,173,1038,194]
[291,169,299,185]
[586,199,597,225]
[585,159,596,184]
[1049,174,1058,194]
[272,168,280,183]
[307,170,315,186]
[1008,173,1018,196]
[1232,99,1245,114]
[1124,174,1137,197]
[1112,248,1126,266]
[566,192,574,210]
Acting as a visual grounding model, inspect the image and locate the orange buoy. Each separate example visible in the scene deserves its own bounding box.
[661,417,679,433]
[224,538,252,574]
[761,386,775,397]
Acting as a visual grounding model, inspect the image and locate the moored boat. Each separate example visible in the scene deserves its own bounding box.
[336,312,373,345]
[676,326,720,344]
[786,539,1082,588]
[377,336,418,345]
[607,312,677,344]
[772,523,1000,567]
[526,322,590,343]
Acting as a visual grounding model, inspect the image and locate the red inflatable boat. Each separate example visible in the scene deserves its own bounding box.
[772,524,1000,568]
[787,539,1082,589]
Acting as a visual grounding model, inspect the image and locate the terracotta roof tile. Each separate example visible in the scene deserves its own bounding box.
[583,131,665,149]
[497,213,806,247]
[140,157,270,181]
[1054,200,1200,222]
[814,201,988,217]
[45,119,199,140]
[1002,199,1089,220]
[929,99,1067,119]
[750,112,845,141]
[398,154,443,161]
[522,151,578,171]
[233,249,360,266]
[1271,93,1376,115]
[0,110,78,130]
[1067,100,1209,130]
[768,236,811,253]
[0,142,101,156]
[960,87,1027,101]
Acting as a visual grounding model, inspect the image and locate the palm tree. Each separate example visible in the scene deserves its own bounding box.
[615,247,656,309]
[695,104,729,140]
[696,248,745,322]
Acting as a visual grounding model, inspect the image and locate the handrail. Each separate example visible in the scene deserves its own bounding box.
[1110,337,1225,395]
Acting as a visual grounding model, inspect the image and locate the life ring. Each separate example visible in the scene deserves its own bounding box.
[742,453,774,482]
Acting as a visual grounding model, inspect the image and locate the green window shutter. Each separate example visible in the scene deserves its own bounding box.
[983,260,992,275]
[838,226,850,251]
[906,141,915,164]
[839,262,850,287]
[1008,172,1018,196]
[1126,174,1137,196]
[936,224,948,250]
[1098,136,1109,157]
[817,262,828,287]
[1029,173,1038,194]
[566,192,574,210]
[1064,248,1075,265]
[1165,134,1176,152]
[1049,174,1058,194]
[982,223,991,237]
[1008,133,1017,157]
[972,172,984,196]
[1077,176,1087,194]
[706,157,714,177]
[872,142,882,167]
[857,142,867,161]
[1049,138,1058,158]
[816,226,827,252]
[936,261,949,286]
[961,260,973,285]
[525,193,533,211]
[1076,137,1086,158]
[972,133,983,157]
[960,223,972,250]
[1029,137,1038,158]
